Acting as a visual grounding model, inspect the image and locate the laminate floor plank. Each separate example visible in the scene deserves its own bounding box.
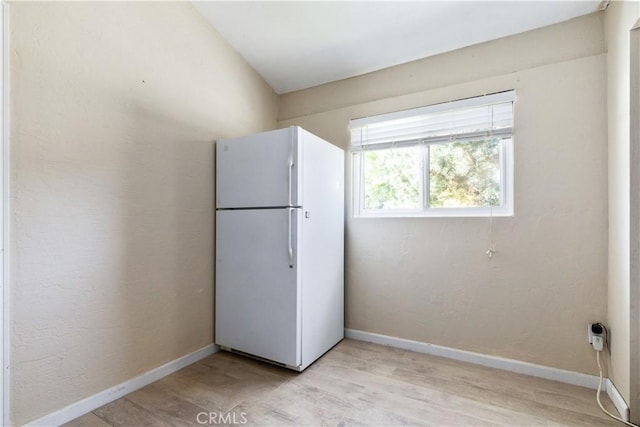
[92,398,172,427]
[124,381,213,427]
[63,412,112,427]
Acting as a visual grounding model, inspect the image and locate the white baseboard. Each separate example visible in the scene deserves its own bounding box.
[606,378,630,421]
[345,329,600,389]
[27,344,218,427]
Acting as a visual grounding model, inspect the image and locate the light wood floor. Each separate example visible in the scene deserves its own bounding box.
[65,339,619,426]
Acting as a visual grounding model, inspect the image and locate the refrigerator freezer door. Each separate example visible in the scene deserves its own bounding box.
[216,128,301,209]
[215,208,301,367]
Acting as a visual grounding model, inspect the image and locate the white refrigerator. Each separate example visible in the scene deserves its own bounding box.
[215,126,344,371]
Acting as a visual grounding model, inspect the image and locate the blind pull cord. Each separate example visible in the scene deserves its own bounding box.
[486,205,496,258]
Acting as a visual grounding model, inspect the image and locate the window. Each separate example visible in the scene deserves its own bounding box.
[350,91,514,217]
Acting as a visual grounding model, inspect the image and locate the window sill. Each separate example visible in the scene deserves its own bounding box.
[353,207,513,219]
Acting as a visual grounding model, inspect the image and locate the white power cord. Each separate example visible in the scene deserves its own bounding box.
[596,350,639,427]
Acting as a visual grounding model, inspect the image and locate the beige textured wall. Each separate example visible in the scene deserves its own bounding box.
[605,0,640,410]
[9,2,277,425]
[279,15,608,375]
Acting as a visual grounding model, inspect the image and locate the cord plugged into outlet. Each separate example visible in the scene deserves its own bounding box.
[589,322,639,427]
[592,335,604,352]
[588,323,604,351]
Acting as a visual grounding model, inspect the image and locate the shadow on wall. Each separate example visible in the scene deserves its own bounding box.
[118,102,216,375]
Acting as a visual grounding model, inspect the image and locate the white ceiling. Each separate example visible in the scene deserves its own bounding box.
[194,1,601,94]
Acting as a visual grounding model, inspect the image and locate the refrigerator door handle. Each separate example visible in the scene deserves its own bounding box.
[287,152,294,207]
[287,208,294,268]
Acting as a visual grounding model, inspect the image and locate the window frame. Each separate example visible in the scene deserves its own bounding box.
[350,92,515,218]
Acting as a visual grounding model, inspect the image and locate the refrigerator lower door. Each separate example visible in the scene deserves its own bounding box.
[215,208,301,367]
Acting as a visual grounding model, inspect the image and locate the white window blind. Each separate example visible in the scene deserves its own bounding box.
[349,91,515,218]
[349,91,514,151]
